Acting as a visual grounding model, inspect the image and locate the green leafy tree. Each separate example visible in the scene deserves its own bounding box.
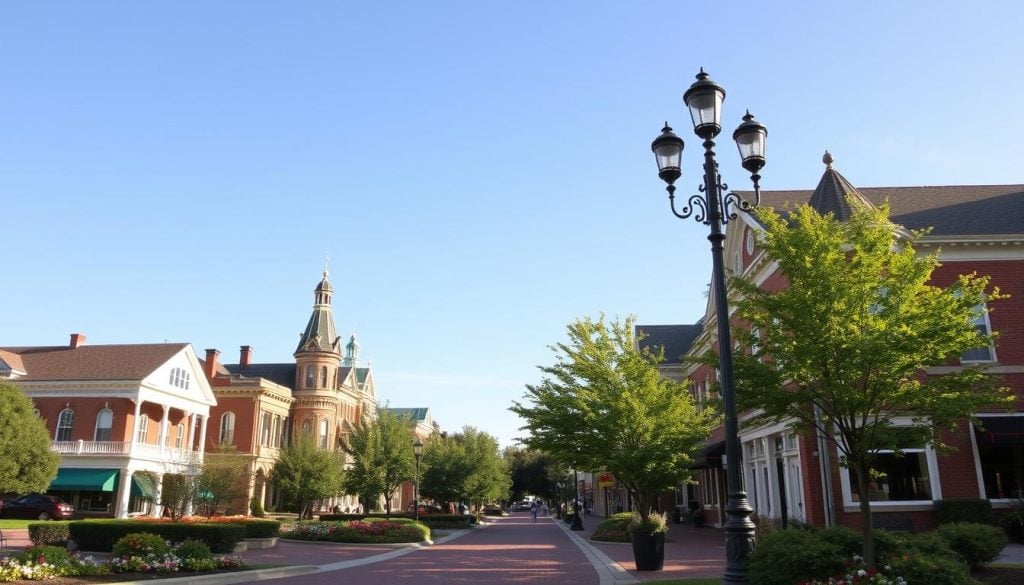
[505,447,562,503]
[194,445,251,517]
[723,202,1015,565]
[0,382,59,494]
[342,409,416,516]
[158,472,193,521]
[271,435,345,519]
[511,315,717,523]
[420,427,509,510]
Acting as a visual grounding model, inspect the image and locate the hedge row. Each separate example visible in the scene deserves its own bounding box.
[28,522,71,546]
[68,521,245,553]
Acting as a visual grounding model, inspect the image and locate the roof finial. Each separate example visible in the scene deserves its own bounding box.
[823,150,834,168]
[323,255,330,277]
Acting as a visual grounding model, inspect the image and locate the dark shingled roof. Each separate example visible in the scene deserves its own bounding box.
[636,325,702,364]
[0,343,188,381]
[748,167,1024,236]
[223,363,296,389]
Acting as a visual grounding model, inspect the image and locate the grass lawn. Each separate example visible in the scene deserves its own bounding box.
[0,519,37,528]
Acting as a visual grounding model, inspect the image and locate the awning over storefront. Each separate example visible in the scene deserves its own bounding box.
[975,417,1024,445]
[693,441,726,468]
[131,474,156,499]
[49,468,118,492]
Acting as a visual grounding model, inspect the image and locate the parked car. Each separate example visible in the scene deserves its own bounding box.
[406,503,444,515]
[0,494,20,513]
[0,494,74,520]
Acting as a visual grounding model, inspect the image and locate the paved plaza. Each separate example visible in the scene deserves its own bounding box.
[2,512,1022,584]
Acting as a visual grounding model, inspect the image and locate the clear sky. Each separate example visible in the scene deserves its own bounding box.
[4,1,1023,448]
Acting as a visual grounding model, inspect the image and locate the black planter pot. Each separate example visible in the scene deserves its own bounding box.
[630,531,665,571]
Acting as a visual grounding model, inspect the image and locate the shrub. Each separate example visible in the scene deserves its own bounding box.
[182,557,218,571]
[591,512,632,542]
[69,520,245,553]
[816,525,861,558]
[1000,501,1024,543]
[627,511,667,535]
[18,545,72,567]
[27,521,70,546]
[749,528,844,585]
[935,499,994,525]
[112,532,171,558]
[249,497,266,517]
[886,552,972,585]
[285,520,430,543]
[174,539,213,561]
[416,514,474,529]
[234,519,281,538]
[937,522,1008,569]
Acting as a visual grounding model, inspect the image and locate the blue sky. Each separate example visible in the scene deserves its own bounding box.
[4,1,1023,447]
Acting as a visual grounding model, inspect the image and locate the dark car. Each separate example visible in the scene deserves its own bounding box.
[406,503,444,515]
[0,494,74,520]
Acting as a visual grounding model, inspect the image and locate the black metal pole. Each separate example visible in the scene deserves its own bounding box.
[701,137,756,585]
[570,469,583,530]
[414,455,420,523]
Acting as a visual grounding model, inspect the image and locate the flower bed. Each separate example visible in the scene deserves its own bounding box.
[0,534,246,582]
[590,512,632,543]
[284,519,430,544]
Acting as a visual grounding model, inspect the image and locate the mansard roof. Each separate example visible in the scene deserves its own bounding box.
[636,324,703,364]
[0,343,188,381]
[223,362,296,389]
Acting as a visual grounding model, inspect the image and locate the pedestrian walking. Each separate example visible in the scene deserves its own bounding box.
[530,500,538,522]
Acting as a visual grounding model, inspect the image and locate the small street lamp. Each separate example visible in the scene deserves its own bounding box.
[413,438,424,523]
[650,68,767,585]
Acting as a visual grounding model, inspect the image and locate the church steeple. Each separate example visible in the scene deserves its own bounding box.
[295,270,342,356]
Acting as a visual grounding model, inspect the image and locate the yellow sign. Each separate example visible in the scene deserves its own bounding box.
[598,472,615,488]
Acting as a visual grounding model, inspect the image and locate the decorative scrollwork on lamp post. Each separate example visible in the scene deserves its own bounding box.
[650,69,767,585]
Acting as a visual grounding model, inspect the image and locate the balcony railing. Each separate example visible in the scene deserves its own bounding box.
[51,440,200,463]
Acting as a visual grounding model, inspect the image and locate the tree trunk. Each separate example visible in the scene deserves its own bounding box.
[853,463,876,567]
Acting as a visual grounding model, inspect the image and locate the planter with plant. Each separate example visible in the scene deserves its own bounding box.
[628,510,667,571]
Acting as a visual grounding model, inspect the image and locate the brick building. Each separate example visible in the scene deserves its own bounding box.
[647,155,1023,531]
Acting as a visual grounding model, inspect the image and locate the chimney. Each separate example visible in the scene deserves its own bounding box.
[239,345,253,367]
[69,333,87,348]
[204,348,220,380]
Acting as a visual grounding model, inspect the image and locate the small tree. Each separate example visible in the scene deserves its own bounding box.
[341,409,416,516]
[511,315,717,523]
[0,382,59,494]
[194,446,251,517]
[505,447,562,503]
[419,434,469,507]
[459,427,510,510]
[159,472,193,521]
[271,435,345,519]
[724,202,1015,565]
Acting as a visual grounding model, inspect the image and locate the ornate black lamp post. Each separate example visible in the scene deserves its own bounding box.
[650,68,767,585]
[413,438,424,523]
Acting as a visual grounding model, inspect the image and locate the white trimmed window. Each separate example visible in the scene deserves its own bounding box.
[94,408,113,441]
[973,415,1024,500]
[175,423,185,449]
[839,422,939,508]
[56,408,74,441]
[136,414,149,443]
[962,303,996,362]
[319,420,329,449]
[219,412,235,444]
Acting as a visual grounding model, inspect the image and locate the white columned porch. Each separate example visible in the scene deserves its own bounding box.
[158,405,171,452]
[186,412,197,452]
[130,400,143,455]
[198,414,209,460]
[152,472,165,517]
[115,467,133,518]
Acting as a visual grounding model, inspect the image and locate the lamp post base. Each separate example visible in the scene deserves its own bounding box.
[570,514,584,531]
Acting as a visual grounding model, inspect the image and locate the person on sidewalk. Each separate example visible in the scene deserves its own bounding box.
[530,500,538,523]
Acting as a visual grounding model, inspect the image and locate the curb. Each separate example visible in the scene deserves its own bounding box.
[554,518,639,585]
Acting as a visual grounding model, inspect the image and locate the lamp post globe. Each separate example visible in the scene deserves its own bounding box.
[651,69,766,585]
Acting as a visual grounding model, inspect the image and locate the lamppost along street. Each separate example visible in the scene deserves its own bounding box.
[650,68,767,585]
[570,469,583,530]
[413,438,424,523]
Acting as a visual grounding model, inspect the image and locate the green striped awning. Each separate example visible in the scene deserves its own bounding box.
[131,474,157,499]
[49,468,119,492]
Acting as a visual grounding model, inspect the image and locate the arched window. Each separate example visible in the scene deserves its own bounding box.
[302,420,313,436]
[305,365,315,388]
[319,420,329,449]
[175,423,185,449]
[56,408,74,441]
[220,412,235,444]
[321,366,328,388]
[94,408,113,441]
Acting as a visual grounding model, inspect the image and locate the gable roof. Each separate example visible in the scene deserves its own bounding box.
[223,363,296,389]
[0,343,188,381]
[636,324,702,364]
